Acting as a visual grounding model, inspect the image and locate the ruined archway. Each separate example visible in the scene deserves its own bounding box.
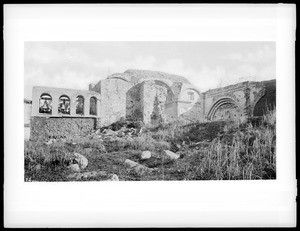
[207,97,243,121]
[150,80,175,125]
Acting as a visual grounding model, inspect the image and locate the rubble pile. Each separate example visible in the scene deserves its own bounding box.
[95,120,144,141]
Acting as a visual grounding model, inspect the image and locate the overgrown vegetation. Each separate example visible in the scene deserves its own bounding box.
[24,109,276,181]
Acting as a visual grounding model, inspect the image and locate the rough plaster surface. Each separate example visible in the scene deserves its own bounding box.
[30,117,96,141]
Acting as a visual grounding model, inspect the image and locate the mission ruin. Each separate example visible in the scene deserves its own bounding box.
[26,69,276,141]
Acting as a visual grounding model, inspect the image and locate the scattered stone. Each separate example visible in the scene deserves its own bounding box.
[73,153,88,170]
[125,159,152,175]
[140,151,151,160]
[106,174,119,181]
[163,150,180,160]
[68,164,81,173]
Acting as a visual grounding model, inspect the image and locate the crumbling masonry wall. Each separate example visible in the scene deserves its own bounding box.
[97,78,134,126]
[30,117,96,141]
[204,81,267,121]
[141,80,177,126]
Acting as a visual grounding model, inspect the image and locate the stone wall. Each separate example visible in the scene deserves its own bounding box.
[30,117,96,141]
[203,81,267,121]
[126,83,144,121]
[96,78,134,126]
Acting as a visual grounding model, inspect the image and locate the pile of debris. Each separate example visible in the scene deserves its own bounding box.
[95,120,144,141]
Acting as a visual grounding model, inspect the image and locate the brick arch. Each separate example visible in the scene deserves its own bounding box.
[207,97,244,121]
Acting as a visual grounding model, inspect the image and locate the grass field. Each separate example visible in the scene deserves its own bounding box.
[24,109,276,181]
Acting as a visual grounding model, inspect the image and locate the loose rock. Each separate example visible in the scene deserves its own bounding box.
[163,150,180,160]
[125,159,152,175]
[106,174,119,181]
[73,153,88,170]
[140,151,151,160]
[68,164,81,173]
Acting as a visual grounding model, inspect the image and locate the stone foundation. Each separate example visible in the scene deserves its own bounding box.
[30,117,97,141]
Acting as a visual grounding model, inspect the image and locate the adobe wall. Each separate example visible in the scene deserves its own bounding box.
[30,117,96,141]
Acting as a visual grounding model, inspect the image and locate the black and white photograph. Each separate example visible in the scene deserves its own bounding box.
[4,4,296,228]
[24,41,277,182]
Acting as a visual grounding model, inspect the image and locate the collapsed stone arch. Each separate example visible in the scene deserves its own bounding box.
[207,97,244,121]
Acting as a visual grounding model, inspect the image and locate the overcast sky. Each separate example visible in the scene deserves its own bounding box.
[24,41,276,100]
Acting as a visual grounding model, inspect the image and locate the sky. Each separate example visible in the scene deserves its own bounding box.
[24,41,276,100]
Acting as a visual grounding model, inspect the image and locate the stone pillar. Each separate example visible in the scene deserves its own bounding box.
[84,96,90,117]
[96,98,101,117]
[51,92,59,116]
[70,97,76,116]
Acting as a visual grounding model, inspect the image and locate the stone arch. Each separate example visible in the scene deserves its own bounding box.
[207,97,243,121]
[252,81,275,116]
[39,93,52,114]
[140,79,176,125]
[108,76,130,82]
[76,95,84,115]
[153,80,175,103]
[58,95,70,115]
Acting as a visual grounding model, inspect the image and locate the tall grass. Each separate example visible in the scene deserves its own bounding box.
[189,109,276,180]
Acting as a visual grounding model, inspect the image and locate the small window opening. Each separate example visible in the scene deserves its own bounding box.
[188,92,194,100]
[58,95,70,115]
[39,94,52,114]
[90,97,97,115]
[76,96,84,115]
